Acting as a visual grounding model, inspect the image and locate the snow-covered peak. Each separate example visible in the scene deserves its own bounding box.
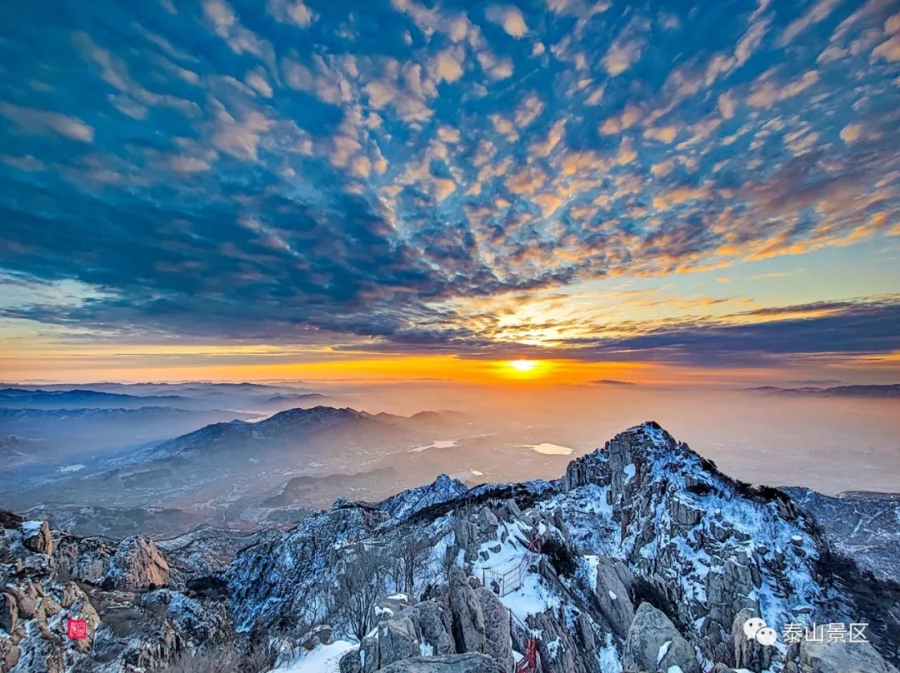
[379,473,469,522]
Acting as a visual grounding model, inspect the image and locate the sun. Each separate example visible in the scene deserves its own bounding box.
[508,359,539,373]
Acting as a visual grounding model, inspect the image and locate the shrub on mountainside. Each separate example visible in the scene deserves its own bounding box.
[542,535,577,578]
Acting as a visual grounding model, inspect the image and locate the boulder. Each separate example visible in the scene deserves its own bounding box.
[107,536,169,590]
[448,568,485,654]
[622,603,700,673]
[378,617,422,668]
[360,635,378,673]
[39,594,62,618]
[475,588,514,672]
[380,653,498,672]
[731,609,772,672]
[593,556,636,638]
[477,508,498,532]
[61,582,82,609]
[0,635,20,673]
[801,638,899,673]
[340,650,363,673]
[2,587,35,621]
[377,594,413,619]
[21,521,53,555]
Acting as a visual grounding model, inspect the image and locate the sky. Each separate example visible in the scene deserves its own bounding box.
[1,0,899,385]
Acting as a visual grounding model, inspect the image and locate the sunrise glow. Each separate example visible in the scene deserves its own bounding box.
[509,360,540,373]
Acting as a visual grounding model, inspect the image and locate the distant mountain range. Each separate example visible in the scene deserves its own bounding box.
[747,383,900,398]
[10,406,467,513]
[0,385,339,415]
[0,406,256,440]
[0,388,212,410]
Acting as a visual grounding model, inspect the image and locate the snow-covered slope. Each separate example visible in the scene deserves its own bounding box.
[228,422,898,673]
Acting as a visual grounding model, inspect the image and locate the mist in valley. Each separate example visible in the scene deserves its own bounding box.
[2,380,898,538]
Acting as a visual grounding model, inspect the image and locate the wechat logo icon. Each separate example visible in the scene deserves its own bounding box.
[743,617,778,647]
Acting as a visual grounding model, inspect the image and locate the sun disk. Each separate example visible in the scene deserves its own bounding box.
[509,359,539,372]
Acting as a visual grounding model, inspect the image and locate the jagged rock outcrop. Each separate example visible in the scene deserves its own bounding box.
[0,512,232,673]
[562,451,611,492]
[592,555,635,638]
[107,536,170,590]
[448,568,486,655]
[527,608,596,673]
[400,602,455,656]
[623,603,701,673]
[21,521,53,555]
[53,535,116,584]
[706,559,758,635]
[474,588,513,672]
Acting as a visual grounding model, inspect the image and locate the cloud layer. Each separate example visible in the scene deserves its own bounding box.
[1,0,899,367]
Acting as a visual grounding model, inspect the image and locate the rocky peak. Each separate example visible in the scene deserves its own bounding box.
[3,422,899,673]
[20,521,54,556]
[108,535,170,590]
[379,474,469,522]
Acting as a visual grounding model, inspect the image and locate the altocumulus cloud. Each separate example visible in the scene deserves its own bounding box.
[1,0,899,365]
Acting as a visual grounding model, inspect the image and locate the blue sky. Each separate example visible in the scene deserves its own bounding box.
[1,0,899,382]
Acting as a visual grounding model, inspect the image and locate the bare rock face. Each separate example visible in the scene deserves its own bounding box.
[706,559,758,634]
[670,497,704,527]
[592,555,636,638]
[623,602,701,673]
[107,536,170,590]
[801,638,900,673]
[379,653,498,672]
[447,568,485,655]
[731,609,772,672]
[396,601,455,656]
[562,451,611,492]
[52,535,116,584]
[528,609,591,673]
[377,617,423,669]
[474,587,513,673]
[21,521,53,556]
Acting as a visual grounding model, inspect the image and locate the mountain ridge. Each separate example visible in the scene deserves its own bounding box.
[1,422,897,673]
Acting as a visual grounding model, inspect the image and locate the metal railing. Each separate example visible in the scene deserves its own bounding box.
[481,536,542,597]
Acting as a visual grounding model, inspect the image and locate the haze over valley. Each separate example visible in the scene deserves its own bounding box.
[3,379,898,539]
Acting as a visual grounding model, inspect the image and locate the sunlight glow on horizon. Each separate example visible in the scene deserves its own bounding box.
[508,359,539,373]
